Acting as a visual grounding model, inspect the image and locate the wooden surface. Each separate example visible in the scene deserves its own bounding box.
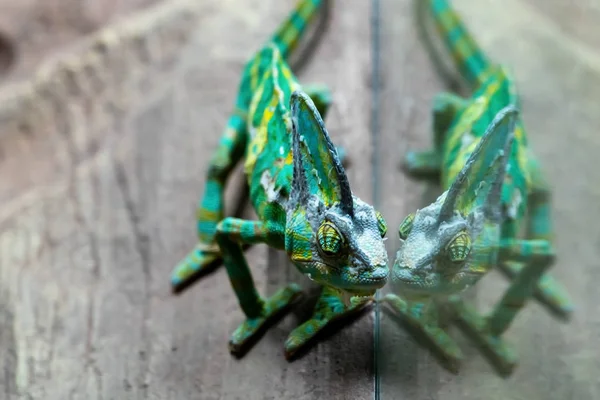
[377,0,600,399]
[0,0,162,82]
[0,0,376,399]
[0,0,598,399]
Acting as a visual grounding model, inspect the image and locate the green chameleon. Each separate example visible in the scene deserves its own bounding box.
[383,0,573,375]
[170,0,389,359]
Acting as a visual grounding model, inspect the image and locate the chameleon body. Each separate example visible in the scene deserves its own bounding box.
[170,0,389,359]
[384,0,573,375]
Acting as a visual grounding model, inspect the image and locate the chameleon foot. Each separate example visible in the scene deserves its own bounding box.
[170,243,221,292]
[284,287,372,360]
[401,150,442,179]
[451,298,518,377]
[383,294,463,373]
[229,283,303,357]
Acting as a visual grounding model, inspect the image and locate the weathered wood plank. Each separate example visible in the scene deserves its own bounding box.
[377,0,600,399]
[0,0,375,399]
[0,0,162,82]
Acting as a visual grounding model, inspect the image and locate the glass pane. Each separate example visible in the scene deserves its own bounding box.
[375,0,600,398]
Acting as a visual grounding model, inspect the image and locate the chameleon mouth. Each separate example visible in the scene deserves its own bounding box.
[393,267,479,297]
[391,267,424,286]
[322,286,377,308]
[340,289,376,308]
[344,288,376,297]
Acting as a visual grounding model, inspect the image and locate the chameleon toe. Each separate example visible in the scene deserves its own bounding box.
[228,284,304,356]
[170,244,221,290]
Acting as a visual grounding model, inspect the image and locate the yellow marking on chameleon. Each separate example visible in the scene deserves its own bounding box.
[452,34,477,64]
[270,47,287,107]
[516,143,532,187]
[514,130,529,178]
[298,1,315,19]
[249,56,260,90]
[197,208,220,220]
[281,111,293,134]
[244,125,268,175]
[281,64,294,81]
[291,252,312,262]
[477,68,494,84]
[447,140,478,182]
[265,49,294,136]
[284,150,294,165]
[268,49,297,135]
[435,10,484,71]
[281,23,300,53]
[447,96,487,145]
[481,79,500,101]
[447,78,500,145]
[435,10,472,61]
[318,146,333,176]
[513,123,525,143]
[248,83,267,136]
[436,9,459,33]
[290,81,301,93]
[291,230,307,241]
[260,96,279,127]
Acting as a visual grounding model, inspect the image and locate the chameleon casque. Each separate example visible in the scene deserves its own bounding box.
[384,0,574,375]
[169,0,389,359]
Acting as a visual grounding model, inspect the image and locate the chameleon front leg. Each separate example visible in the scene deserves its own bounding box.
[454,239,552,376]
[284,286,372,360]
[382,294,463,372]
[215,217,303,356]
[449,296,518,377]
[402,92,468,179]
[490,238,555,334]
[498,159,574,320]
[170,113,248,290]
[302,84,347,166]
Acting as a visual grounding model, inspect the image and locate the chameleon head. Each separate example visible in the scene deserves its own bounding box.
[285,90,389,301]
[391,105,519,299]
[391,193,486,298]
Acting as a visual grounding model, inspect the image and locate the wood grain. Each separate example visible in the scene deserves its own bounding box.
[1,0,599,398]
[0,0,163,82]
[0,0,376,399]
[376,0,600,399]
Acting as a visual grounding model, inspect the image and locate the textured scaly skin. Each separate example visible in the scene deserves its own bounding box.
[384,0,573,376]
[169,0,389,359]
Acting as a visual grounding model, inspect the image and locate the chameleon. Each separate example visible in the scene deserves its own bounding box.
[169,0,389,359]
[383,0,574,375]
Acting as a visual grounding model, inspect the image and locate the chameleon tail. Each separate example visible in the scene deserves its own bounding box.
[268,0,326,61]
[427,0,493,89]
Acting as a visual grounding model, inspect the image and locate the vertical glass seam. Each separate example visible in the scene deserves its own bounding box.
[370,0,382,399]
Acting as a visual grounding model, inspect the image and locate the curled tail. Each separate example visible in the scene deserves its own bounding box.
[425,0,493,88]
[269,0,327,62]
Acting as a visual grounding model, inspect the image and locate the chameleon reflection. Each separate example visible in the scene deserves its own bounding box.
[385,0,573,376]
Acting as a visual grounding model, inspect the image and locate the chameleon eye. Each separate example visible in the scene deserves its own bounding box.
[317,221,345,256]
[446,231,471,263]
[375,211,387,238]
[398,213,415,240]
